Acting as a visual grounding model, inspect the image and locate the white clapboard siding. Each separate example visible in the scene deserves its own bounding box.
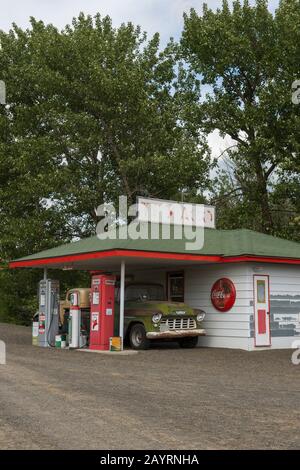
[197,313,249,322]
[187,292,252,300]
[266,277,300,284]
[185,263,253,349]
[202,321,249,330]
[248,264,300,296]
[201,306,253,315]
[203,328,250,338]
[187,295,251,307]
[198,336,251,349]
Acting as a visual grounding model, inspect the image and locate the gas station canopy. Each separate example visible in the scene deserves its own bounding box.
[8,224,300,353]
[9,226,300,272]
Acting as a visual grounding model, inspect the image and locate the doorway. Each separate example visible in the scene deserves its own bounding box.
[253,275,271,347]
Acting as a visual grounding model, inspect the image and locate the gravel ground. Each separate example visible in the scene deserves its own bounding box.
[0,322,299,450]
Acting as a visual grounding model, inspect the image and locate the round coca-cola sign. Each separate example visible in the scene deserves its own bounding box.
[211,278,236,312]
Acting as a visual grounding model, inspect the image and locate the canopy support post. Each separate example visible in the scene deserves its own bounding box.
[119,260,125,351]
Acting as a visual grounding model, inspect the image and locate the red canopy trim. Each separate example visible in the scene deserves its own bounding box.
[9,249,300,268]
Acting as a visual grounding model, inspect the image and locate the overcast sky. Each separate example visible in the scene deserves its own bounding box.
[1,0,280,44]
[1,1,280,160]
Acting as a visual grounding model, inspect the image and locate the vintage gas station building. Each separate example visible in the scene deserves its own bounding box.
[10,223,300,351]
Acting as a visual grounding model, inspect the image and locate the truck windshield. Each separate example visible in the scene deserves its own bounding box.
[125,284,166,301]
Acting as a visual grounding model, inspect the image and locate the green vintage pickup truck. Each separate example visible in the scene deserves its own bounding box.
[61,282,206,350]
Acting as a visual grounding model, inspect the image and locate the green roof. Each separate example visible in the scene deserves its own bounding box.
[11,226,300,262]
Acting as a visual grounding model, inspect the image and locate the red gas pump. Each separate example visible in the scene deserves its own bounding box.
[89,274,116,351]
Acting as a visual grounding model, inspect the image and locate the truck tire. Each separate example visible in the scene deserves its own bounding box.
[129,324,150,350]
[178,337,199,348]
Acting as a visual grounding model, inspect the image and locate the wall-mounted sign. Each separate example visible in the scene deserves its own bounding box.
[91,312,99,331]
[40,293,46,307]
[92,292,100,305]
[211,278,236,312]
[137,197,215,228]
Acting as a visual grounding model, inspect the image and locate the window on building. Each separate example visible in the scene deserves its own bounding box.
[167,272,184,303]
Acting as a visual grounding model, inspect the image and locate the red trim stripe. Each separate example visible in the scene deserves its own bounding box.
[220,256,300,265]
[8,249,300,268]
[9,250,221,267]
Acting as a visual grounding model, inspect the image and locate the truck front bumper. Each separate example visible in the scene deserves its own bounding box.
[146,329,206,340]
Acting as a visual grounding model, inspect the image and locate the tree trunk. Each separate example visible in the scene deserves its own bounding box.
[253,156,273,234]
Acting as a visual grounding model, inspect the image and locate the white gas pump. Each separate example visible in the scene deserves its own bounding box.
[68,292,81,348]
[38,279,60,347]
[68,291,87,349]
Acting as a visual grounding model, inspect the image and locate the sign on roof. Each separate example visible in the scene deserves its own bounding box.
[137,197,215,229]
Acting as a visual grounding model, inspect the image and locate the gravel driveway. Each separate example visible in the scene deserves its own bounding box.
[0,322,299,450]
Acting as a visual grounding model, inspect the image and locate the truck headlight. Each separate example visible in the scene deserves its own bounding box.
[196,311,206,322]
[152,313,162,324]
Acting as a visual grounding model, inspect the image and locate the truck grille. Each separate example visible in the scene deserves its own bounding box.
[160,317,197,331]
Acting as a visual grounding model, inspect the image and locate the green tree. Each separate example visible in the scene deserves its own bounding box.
[181,0,300,236]
[0,14,210,238]
[0,14,211,323]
